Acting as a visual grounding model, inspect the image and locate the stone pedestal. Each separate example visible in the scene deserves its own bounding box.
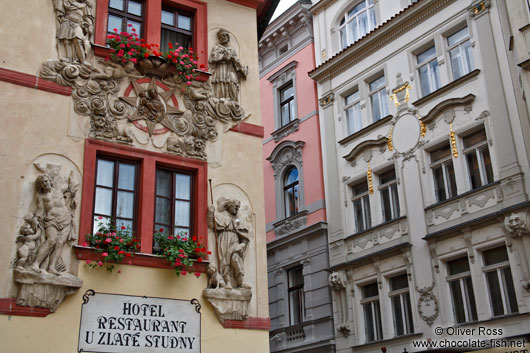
[202,288,252,321]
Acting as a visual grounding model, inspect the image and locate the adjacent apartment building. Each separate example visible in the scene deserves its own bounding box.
[259,1,335,352]
[309,0,530,352]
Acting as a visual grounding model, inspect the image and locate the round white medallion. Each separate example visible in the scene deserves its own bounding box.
[392,113,421,153]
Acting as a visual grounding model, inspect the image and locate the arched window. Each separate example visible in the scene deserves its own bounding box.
[283,167,299,217]
[338,0,376,50]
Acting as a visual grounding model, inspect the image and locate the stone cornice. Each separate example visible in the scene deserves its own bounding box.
[309,0,457,82]
[343,136,389,162]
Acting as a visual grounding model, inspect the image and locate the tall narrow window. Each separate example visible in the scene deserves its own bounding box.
[389,274,414,336]
[288,266,305,325]
[284,167,299,218]
[107,0,144,38]
[430,143,457,202]
[446,257,478,324]
[379,169,399,222]
[417,46,441,96]
[93,158,138,232]
[362,282,382,342]
[447,26,474,80]
[369,75,388,122]
[161,7,193,50]
[345,90,362,135]
[154,168,192,246]
[339,0,376,49]
[352,180,371,233]
[463,129,493,189]
[280,83,295,126]
[483,246,518,316]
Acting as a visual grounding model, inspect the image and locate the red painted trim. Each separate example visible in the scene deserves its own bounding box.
[0,68,72,96]
[80,139,209,258]
[229,122,265,138]
[93,0,208,74]
[74,246,208,272]
[92,44,112,58]
[226,0,264,10]
[222,317,271,330]
[0,298,51,317]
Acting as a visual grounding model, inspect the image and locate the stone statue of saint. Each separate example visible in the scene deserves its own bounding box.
[53,0,94,63]
[208,197,250,289]
[209,29,248,102]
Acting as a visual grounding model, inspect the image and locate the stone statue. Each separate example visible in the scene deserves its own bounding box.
[329,271,350,336]
[206,263,226,289]
[207,197,250,289]
[505,211,530,237]
[209,29,248,102]
[52,0,94,63]
[15,215,43,270]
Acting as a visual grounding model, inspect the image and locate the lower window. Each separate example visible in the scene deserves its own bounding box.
[362,282,382,342]
[483,246,518,317]
[446,257,478,324]
[288,266,305,325]
[389,274,413,336]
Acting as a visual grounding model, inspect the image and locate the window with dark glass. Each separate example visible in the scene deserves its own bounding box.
[379,169,399,222]
[107,0,144,38]
[389,274,413,336]
[431,143,457,202]
[161,7,193,50]
[93,157,138,233]
[288,266,305,325]
[283,167,299,218]
[483,246,518,317]
[463,129,493,189]
[446,257,478,324]
[280,83,295,127]
[352,180,371,233]
[362,282,382,342]
[154,168,192,242]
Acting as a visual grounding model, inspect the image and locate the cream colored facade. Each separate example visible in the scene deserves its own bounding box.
[0,0,274,351]
[310,0,530,352]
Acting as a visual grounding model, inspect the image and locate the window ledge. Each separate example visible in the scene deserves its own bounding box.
[91,43,111,58]
[351,332,423,350]
[412,69,480,107]
[455,312,530,328]
[273,210,309,237]
[74,245,209,272]
[271,119,300,142]
[345,216,406,241]
[338,115,393,146]
[424,180,500,211]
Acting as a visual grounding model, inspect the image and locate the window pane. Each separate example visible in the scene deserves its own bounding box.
[109,0,124,11]
[447,27,469,47]
[161,29,192,51]
[463,130,487,148]
[127,20,141,37]
[446,162,457,198]
[94,187,113,215]
[289,289,302,324]
[346,91,359,105]
[155,223,168,234]
[486,271,504,316]
[175,173,191,200]
[285,168,299,186]
[481,147,494,184]
[156,170,172,197]
[431,145,452,163]
[450,280,466,323]
[353,199,365,232]
[392,296,404,336]
[417,46,436,64]
[464,276,478,321]
[358,11,368,37]
[118,163,136,191]
[93,216,111,233]
[281,85,294,101]
[288,267,304,287]
[128,0,142,16]
[362,196,371,229]
[380,169,396,184]
[96,159,114,187]
[352,181,368,196]
[450,47,463,79]
[463,40,474,73]
[178,14,191,31]
[502,268,518,314]
[116,191,134,218]
[371,93,381,121]
[116,219,133,232]
[433,165,447,202]
[369,76,385,91]
[281,103,290,126]
[404,292,414,334]
[447,257,470,275]
[391,274,408,291]
[174,227,189,236]
[108,14,123,33]
[466,152,481,189]
[340,27,347,49]
[175,200,190,227]
[155,197,170,224]
[483,247,509,266]
[363,282,378,298]
[418,65,431,96]
[364,303,376,341]
[161,9,174,25]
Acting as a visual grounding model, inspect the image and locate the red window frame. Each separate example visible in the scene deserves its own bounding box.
[78,139,208,268]
[94,0,208,73]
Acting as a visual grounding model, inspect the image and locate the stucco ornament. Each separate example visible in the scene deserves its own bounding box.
[329,272,350,336]
[12,163,82,311]
[203,196,253,321]
[504,211,530,237]
[209,29,248,103]
[416,284,439,327]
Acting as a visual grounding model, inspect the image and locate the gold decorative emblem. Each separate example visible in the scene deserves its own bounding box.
[389,82,411,107]
[449,123,458,158]
[367,163,374,195]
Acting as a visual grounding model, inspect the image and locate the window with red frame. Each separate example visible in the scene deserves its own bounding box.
[161,7,193,50]
[107,0,144,38]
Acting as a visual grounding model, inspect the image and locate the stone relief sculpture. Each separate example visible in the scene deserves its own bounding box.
[504,211,530,290]
[209,29,248,103]
[12,162,83,311]
[52,0,95,63]
[203,196,253,321]
[329,271,350,336]
[505,211,530,237]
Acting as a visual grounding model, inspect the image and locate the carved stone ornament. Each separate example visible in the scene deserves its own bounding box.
[209,29,248,103]
[504,211,530,237]
[12,162,83,311]
[267,141,305,178]
[329,272,350,336]
[203,196,253,321]
[416,284,439,327]
[274,211,307,237]
[319,93,334,107]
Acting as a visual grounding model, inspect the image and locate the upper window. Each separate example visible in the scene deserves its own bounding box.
[108,0,144,37]
[161,7,193,50]
[417,46,441,96]
[284,167,300,218]
[447,26,475,80]
[463,129,493,190]
[482,246,518,317]
[361,282,382,342]
[446,257,477,324]
[288,266,305,325]
[389,274,413,336]
[430,143,457,202]
[369,75,388,122]
[339,0,376,50]
[345,90,362,135]
[352,180,371,233]
[379,168,399,222]
[280,83,295,127]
